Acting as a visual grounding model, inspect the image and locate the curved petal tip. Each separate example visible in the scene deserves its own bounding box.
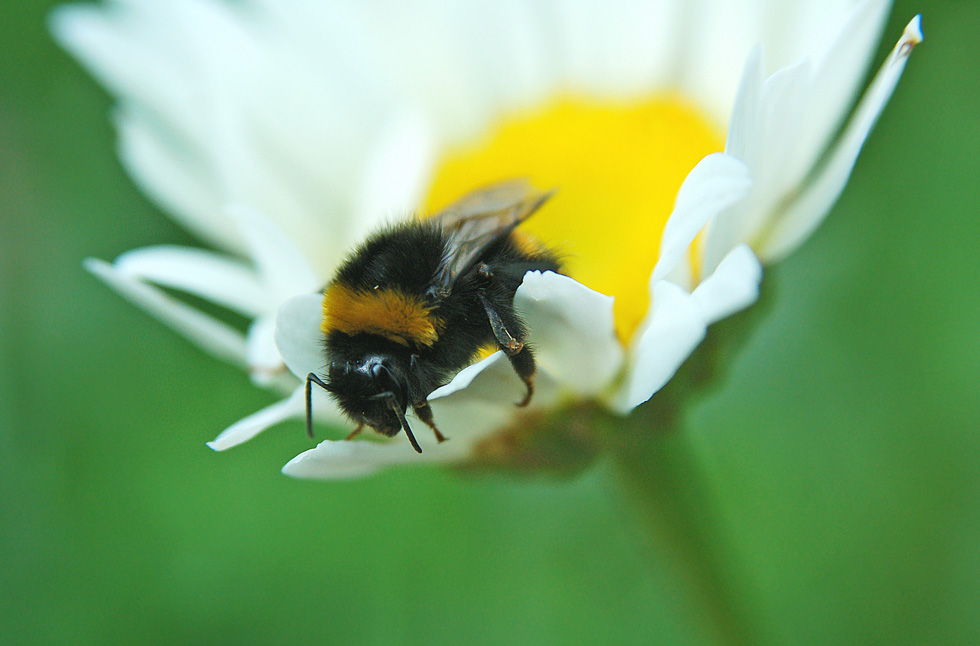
[904,16,923,48]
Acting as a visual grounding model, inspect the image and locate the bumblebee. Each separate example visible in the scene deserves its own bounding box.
[306,180,562,453]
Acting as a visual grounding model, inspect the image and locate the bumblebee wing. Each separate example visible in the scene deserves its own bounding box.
[432,178,538,222]
[429,180,554,291]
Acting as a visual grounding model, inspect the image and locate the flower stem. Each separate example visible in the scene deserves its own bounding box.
[604,403,755,645]
[600,278,777,645]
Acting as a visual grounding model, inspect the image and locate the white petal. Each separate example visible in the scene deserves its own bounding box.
[607,281,705,414]
[429,351,561,441]
[725,2,890,216]
[207,385,305,451]
[428,352,508,402]
[274,293,326,380]
[114,245,268,317]
[759,16,923,260]
[225,204,320,299]
[352,107,436,237]
[429,351,560,415]
[653,153,752,283]
[242,1,387,180]
[513,271,623,397]
[85,257,247,367]
[691,244,763,326]
[282,435,472,480]
[209,379,345,452]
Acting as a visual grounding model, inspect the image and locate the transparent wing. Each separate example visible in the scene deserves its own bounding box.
[428,179,554,292]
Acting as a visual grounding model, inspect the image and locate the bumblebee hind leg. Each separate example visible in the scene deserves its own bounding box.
[476,288,536,407]
[507,348,536,408]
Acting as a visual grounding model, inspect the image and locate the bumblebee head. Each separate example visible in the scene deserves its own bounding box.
[324,356,422,453]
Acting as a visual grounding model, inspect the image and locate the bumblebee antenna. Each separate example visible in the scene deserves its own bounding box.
[306,373,330,440]
[389,400,422,454]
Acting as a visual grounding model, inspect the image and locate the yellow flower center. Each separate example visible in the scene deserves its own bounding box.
[425,96,722,339]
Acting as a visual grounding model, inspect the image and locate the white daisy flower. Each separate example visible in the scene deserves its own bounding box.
[53,0,921,479]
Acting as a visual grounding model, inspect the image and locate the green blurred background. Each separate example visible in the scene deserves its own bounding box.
[2,1,978,644]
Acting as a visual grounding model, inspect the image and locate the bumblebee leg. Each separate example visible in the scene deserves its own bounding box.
[477,291,524,355]
[476,289,536,407]
[306,372,330,440]
[345,422,365,441]
[507,347,536,408]
[413,402,448,443]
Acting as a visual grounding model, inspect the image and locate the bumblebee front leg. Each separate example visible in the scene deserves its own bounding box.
[408,354,448,443]
[476,281,535,407]
[413,401,448,443]
[345,422,365,441]
[306,372,330,439]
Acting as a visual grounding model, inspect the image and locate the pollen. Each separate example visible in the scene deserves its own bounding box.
[322,283,442,347]
[426,95,722,339]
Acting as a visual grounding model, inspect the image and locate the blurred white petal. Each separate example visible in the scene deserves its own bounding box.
[226,204,319,298]
[50,3,199,135]
[85,257,247,367]
[113,105,236,252]
[114,245,267,317]
[546,0,680,97]
[246,315,286,386]
[352,107,437,236]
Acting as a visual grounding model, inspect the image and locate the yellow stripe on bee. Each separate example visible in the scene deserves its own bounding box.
[510,229,544,256]
[471,343,499,363]
[322,283,443,347]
